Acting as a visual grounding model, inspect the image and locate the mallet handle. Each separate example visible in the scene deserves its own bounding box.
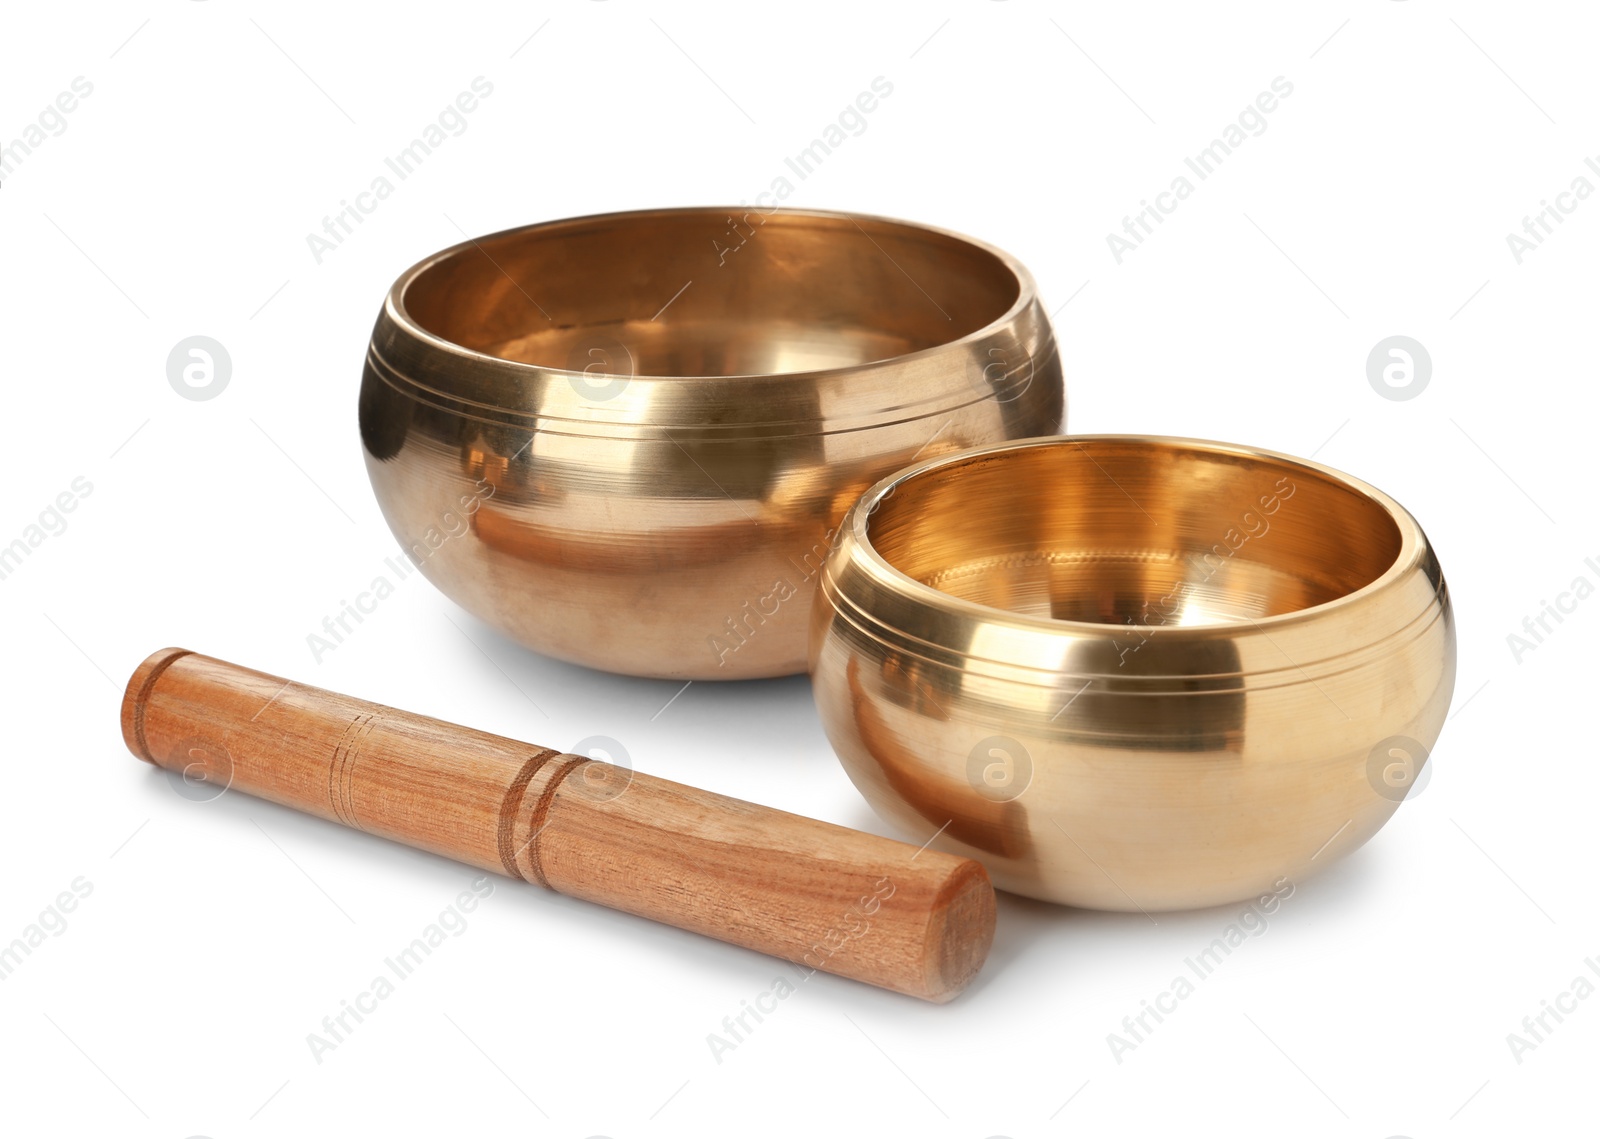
[120,649,993,1002]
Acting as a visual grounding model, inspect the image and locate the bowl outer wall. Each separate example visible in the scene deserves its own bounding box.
[358,208,1066,679]
[807,434,1457,909]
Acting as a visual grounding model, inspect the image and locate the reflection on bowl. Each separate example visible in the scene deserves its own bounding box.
[359,207,1064,679]
[811,436,1455,910]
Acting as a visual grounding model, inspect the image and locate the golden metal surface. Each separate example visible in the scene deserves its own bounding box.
[810,436,1455,910]
[359,207,1064,679]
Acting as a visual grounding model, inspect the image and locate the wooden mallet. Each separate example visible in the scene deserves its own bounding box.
[120,649,994,1002]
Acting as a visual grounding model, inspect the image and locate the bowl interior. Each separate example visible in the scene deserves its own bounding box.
[867,440,1403,627]
[400,210,1020,378]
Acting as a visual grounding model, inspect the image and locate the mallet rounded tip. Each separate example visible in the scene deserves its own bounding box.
[120,647,194,764]
[922,858,997,1003]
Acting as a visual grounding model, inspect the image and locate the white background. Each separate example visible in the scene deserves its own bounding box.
[1,2,1594,1135]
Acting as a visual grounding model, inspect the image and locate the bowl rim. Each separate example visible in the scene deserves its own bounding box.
[838,433,1434,640]
[381,205,1044,385]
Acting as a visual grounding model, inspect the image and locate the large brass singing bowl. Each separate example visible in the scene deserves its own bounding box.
[811,436,1456,910]
[359,208,1063,679]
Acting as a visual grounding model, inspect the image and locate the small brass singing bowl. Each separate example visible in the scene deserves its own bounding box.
[359,207,1063,679]
[810,436,1456,910]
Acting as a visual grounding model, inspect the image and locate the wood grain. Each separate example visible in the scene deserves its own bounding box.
[120,648,995,1002]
